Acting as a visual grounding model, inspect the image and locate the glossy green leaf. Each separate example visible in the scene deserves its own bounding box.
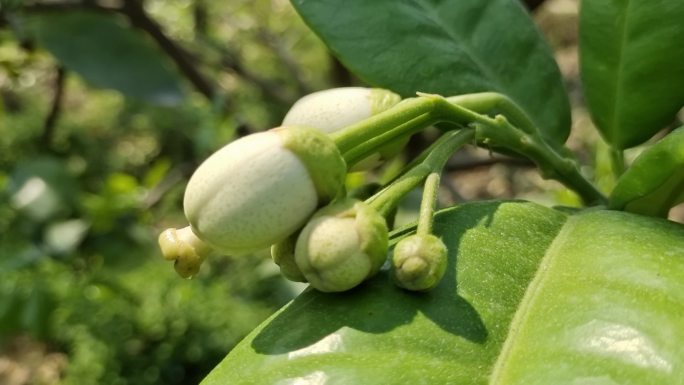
[579,1,684,149]
[202,201,684,384]
[609,127,684,217]
[291,0,570,147]
[29,11,184,105]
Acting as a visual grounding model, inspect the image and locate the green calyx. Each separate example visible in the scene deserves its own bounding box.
[295,198,388,292]
[370,88,402,115]
[271,233,307,282]
[392,233,447,291]
[276,126,347,204]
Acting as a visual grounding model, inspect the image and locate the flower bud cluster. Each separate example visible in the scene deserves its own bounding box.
[158,87,450,292]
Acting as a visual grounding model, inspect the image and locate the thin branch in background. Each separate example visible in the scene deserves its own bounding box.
[142,165,190,209]
[445,156,534,171]
[255,26,313,95]
[193,0,208,37]
[217,47,293,106]
[523,0,547,12]
[23,1,216,101]
[119,0,215,100]
[41,66,66,148]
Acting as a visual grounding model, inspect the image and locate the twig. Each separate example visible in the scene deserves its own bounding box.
[255,26,312,95]
[216,46,293,105]
[120,0,215,99]
[24,1,216,100]
[523,0,547,11]
[193,0,208,37]
[445,156,534,171]
[41,66,66,147]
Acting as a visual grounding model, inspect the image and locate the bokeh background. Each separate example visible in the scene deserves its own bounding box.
[1,0,682,384]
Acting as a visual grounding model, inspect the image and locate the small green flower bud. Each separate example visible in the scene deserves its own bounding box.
[283,87,401,134]
[158,226,212,278]
[271,234,307,282]
[183,127,346,255]
[392,234,447,291]
[295,199,388,292]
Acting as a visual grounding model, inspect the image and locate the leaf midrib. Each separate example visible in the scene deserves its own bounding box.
[413,0,504,98]
[606,0,633,145]
[487,213,576,384]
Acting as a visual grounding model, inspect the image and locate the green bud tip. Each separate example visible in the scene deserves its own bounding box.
[158,226,213,278]
[295,199,388,292]
[392,234,447,291]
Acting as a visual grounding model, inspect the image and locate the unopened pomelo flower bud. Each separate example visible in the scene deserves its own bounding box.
[295,198,388,292]
[283,87,401,134]
[181,126,346,256]
[392,234,447,291]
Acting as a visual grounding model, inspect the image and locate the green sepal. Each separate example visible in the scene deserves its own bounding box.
[354,200,390,274]
[369,88,402,115]
[276,126,347,204]
[609,127,684,217]
[271,233,307,282]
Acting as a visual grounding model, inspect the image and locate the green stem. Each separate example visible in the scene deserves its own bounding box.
[331,94,472,166]
[330,97,440,154]
[432,99,607,205]
[343,113,438,166]
[367,128,475,217]
[417,172,440,236]
[332,92,606,205]
[446,92,538,136]
[610,147,625,178]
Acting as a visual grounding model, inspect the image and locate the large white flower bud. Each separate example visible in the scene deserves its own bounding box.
[283,87,401,134]
[182,126,346,255]
[295,199,388,292]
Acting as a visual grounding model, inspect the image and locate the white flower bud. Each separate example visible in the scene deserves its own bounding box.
[392,234,447,291]
[295,199,388,292]
[283,87,401,134]
[182,126,346,255]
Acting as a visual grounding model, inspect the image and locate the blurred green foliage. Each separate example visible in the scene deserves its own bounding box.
[0,0,330,383]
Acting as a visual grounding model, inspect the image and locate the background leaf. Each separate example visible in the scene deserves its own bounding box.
[202,202,684,384]
[291,0,571,147]
[579,0,684,149]
[609,126,684,217]
[28,11,185,105]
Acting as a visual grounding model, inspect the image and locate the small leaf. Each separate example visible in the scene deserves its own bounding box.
[291,0,571,147]
[201,202,684,384]
[28,11,184,105]
[609,127,684,217]
[580,0,684,149]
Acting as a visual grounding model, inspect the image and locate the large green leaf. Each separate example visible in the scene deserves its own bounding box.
[202,201,684,384]
[610,126,684,217]
[291,0,571,147]
[28,11,184,105]
[580,0,684,149]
